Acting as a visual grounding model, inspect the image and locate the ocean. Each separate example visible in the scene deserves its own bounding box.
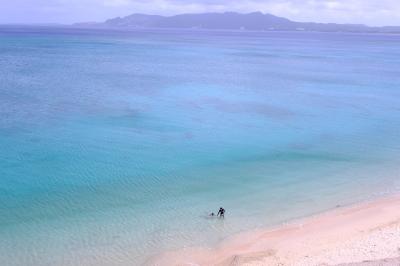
[1,26,400,265]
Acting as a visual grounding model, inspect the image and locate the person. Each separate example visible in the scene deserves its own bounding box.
[217,207,225,218]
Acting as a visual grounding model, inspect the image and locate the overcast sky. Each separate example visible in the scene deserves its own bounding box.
[1,0,400,26]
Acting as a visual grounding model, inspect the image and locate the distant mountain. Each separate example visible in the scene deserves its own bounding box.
[75,12,400,33]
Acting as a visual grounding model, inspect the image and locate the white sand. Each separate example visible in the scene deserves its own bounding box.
[146,195,400,266]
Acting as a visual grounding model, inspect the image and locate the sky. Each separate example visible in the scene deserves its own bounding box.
[1,0,400,26]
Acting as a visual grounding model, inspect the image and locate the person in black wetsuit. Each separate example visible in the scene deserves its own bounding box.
[217,207,225,218]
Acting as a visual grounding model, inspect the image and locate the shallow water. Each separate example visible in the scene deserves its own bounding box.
[1,27,400,265]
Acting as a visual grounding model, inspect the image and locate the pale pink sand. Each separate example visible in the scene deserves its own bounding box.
[337,257,400,266]
[146,195,400,266]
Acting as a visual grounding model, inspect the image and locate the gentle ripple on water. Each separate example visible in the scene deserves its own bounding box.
[0,27,400,265]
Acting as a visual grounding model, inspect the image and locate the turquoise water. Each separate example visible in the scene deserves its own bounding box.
[1,27,400,265]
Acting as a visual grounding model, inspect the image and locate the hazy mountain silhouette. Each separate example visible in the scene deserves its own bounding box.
[75,12,400,33]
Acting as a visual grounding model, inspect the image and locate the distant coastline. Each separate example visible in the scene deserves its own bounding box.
[2,24,400,36]
[72,12,400,34]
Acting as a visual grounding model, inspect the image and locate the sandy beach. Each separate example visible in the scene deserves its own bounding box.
[147,195,400,266]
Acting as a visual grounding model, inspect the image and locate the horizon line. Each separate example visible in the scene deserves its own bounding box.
[2,11,400,28]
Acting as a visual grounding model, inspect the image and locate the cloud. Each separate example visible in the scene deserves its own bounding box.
[103,0,132,7]
[1,0,400,26]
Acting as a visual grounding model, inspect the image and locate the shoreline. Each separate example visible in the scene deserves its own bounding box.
[147,194,400,265]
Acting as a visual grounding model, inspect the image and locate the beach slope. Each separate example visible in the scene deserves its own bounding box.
[148,195,400,265]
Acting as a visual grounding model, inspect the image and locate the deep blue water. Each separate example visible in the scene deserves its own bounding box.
[1,26,400,265]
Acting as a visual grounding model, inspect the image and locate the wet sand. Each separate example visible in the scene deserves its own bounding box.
[146,195,400,265]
